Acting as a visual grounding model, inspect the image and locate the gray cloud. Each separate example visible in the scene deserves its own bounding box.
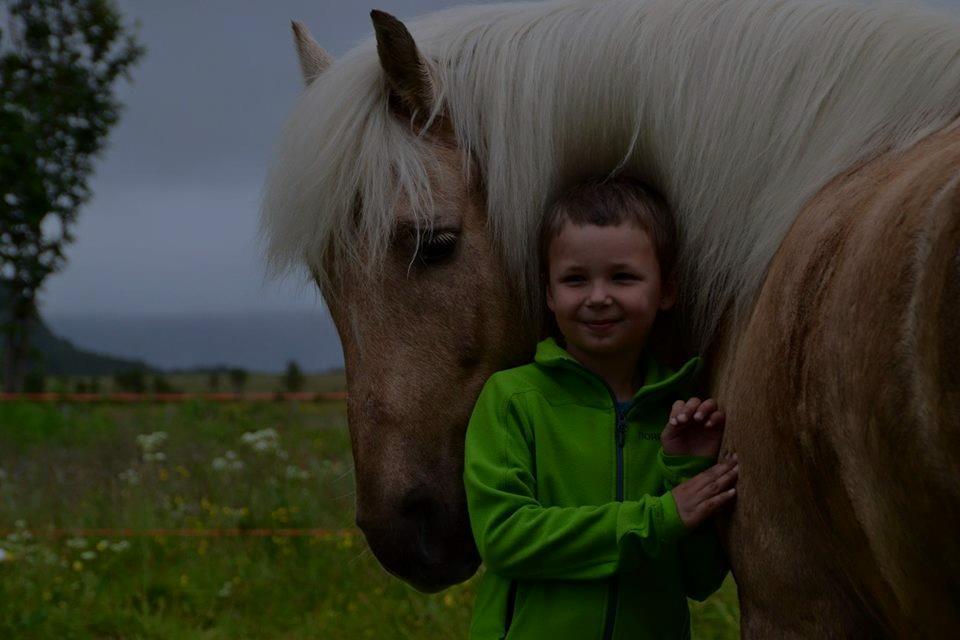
[41,0,492,316]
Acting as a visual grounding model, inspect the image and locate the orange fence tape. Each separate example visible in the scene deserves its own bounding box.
[0,392,347,403]
[0,528,360,539]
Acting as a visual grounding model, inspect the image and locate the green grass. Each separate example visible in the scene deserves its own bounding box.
[0,401,738,638]
[42,371,347,395]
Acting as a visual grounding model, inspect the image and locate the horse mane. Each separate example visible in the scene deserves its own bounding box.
[260,0,960,351]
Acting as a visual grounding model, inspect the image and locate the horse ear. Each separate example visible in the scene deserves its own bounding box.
[370,10,436,120]
[291,21,332,86]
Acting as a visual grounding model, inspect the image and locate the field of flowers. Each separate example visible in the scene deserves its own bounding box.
[0,400,739,638]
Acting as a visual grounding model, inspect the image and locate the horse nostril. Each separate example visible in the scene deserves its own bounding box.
[399,485,435,520]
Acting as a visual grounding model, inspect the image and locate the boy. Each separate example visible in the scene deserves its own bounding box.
[463,177,738,639]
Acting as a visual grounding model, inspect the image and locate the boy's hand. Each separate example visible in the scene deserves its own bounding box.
[661,397,725,458]
[671,455,738,530]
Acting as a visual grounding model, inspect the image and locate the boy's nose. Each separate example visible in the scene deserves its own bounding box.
[587,283,613,305]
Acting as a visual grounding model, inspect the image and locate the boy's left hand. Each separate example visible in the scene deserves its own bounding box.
[661,397,725,458]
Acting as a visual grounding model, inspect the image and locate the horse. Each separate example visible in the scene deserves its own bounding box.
[260,0,960,635]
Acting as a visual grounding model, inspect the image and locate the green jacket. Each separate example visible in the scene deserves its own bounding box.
[464,337,728,640]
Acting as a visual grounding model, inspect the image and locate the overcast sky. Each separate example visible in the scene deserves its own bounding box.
[36,0,960,317]
[39,0,494,316]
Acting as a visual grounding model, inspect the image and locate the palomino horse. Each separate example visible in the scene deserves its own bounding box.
[261,0,960,635]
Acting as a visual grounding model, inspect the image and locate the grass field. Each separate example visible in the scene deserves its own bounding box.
[0,400,739,638]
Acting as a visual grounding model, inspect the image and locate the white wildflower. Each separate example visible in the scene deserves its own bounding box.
[80,551,96,561]
[118,468,140,485]
[240,428,283,456]
[66,537,88,549]
[212,451,244,472]
[136,431,168,453]
[285,465,311,481]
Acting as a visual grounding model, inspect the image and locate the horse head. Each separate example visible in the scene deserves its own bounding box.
[273,15,536,592]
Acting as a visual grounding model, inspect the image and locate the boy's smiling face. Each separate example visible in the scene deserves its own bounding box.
[546,221,675,364]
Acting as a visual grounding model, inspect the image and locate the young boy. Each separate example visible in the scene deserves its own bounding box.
[463,177,739,639]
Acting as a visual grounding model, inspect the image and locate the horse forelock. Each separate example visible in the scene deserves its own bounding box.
[260,0,960,351]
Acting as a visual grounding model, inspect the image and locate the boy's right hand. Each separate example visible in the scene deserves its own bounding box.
[670,455,739,530]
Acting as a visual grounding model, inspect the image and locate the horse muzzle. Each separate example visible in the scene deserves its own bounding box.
[355,483,480,592]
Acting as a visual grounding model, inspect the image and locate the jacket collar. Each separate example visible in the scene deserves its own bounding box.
[534,336,703,403]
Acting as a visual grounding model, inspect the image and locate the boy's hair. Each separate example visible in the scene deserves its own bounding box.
[538,176,677,282]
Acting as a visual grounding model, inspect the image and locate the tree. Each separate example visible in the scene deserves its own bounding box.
[281,360,305,393]
[151,374,175,394]
[0,0,144,392]
[229,368,248,396]
[113,368,144,393]
[207,369,221,392]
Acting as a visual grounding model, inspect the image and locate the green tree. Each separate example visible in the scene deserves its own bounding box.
[229,368,248,396]
[282,360,305,393]
[207,369,221,392]
[151,374,175,394]
[113,368,144,393]
[0,0,144,392]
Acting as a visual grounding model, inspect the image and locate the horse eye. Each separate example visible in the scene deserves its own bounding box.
[416,230,458,264]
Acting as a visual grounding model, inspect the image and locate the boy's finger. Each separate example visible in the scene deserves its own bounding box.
[694,398,717,421]
[704,410,725,428]
[668,400,685,424]
[687,459,735,491]
[678,397,701,423]
[699,488,737,519]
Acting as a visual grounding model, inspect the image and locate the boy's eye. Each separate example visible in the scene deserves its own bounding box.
[614,273,638,281]
[561,275,585,283]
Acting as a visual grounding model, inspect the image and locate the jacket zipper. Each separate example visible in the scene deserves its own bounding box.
[602,385,627,640]
[502,579,518,638]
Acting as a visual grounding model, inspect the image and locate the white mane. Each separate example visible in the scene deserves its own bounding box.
[260,0,960,350]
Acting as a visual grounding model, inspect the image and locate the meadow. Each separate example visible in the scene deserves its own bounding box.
[0,398,739,638]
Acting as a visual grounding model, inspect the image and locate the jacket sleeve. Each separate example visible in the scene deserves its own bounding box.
[463,376,686,581]
[657,449,729,600]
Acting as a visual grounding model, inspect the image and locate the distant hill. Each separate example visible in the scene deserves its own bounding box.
[0,289,153,376]
[44,310,344,374]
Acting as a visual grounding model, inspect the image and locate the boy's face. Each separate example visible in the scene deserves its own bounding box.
[546,221,675,362]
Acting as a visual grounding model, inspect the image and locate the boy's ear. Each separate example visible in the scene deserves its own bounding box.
[659,272,677,311]
[545,281,556,312]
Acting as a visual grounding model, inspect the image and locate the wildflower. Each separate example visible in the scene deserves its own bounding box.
[96,540,109,551]
[66,537,88,549]
[217,581,233,598]
[136,431,168,453]
[80,551,96,561]
[285,465,311,480]
[109,541,130,553]
[0,548,10,562]
[72,560,83,572]
[118,468,140,485]
[240,428,286,457]
[212,451,244,472]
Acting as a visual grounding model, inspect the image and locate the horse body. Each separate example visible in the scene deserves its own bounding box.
[262,0,960,633]
[712,125,960,636]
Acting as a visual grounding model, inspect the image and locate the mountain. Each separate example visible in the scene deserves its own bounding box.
[44,310,344,374]
[0,289,152,376]
[29,320,154,375]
